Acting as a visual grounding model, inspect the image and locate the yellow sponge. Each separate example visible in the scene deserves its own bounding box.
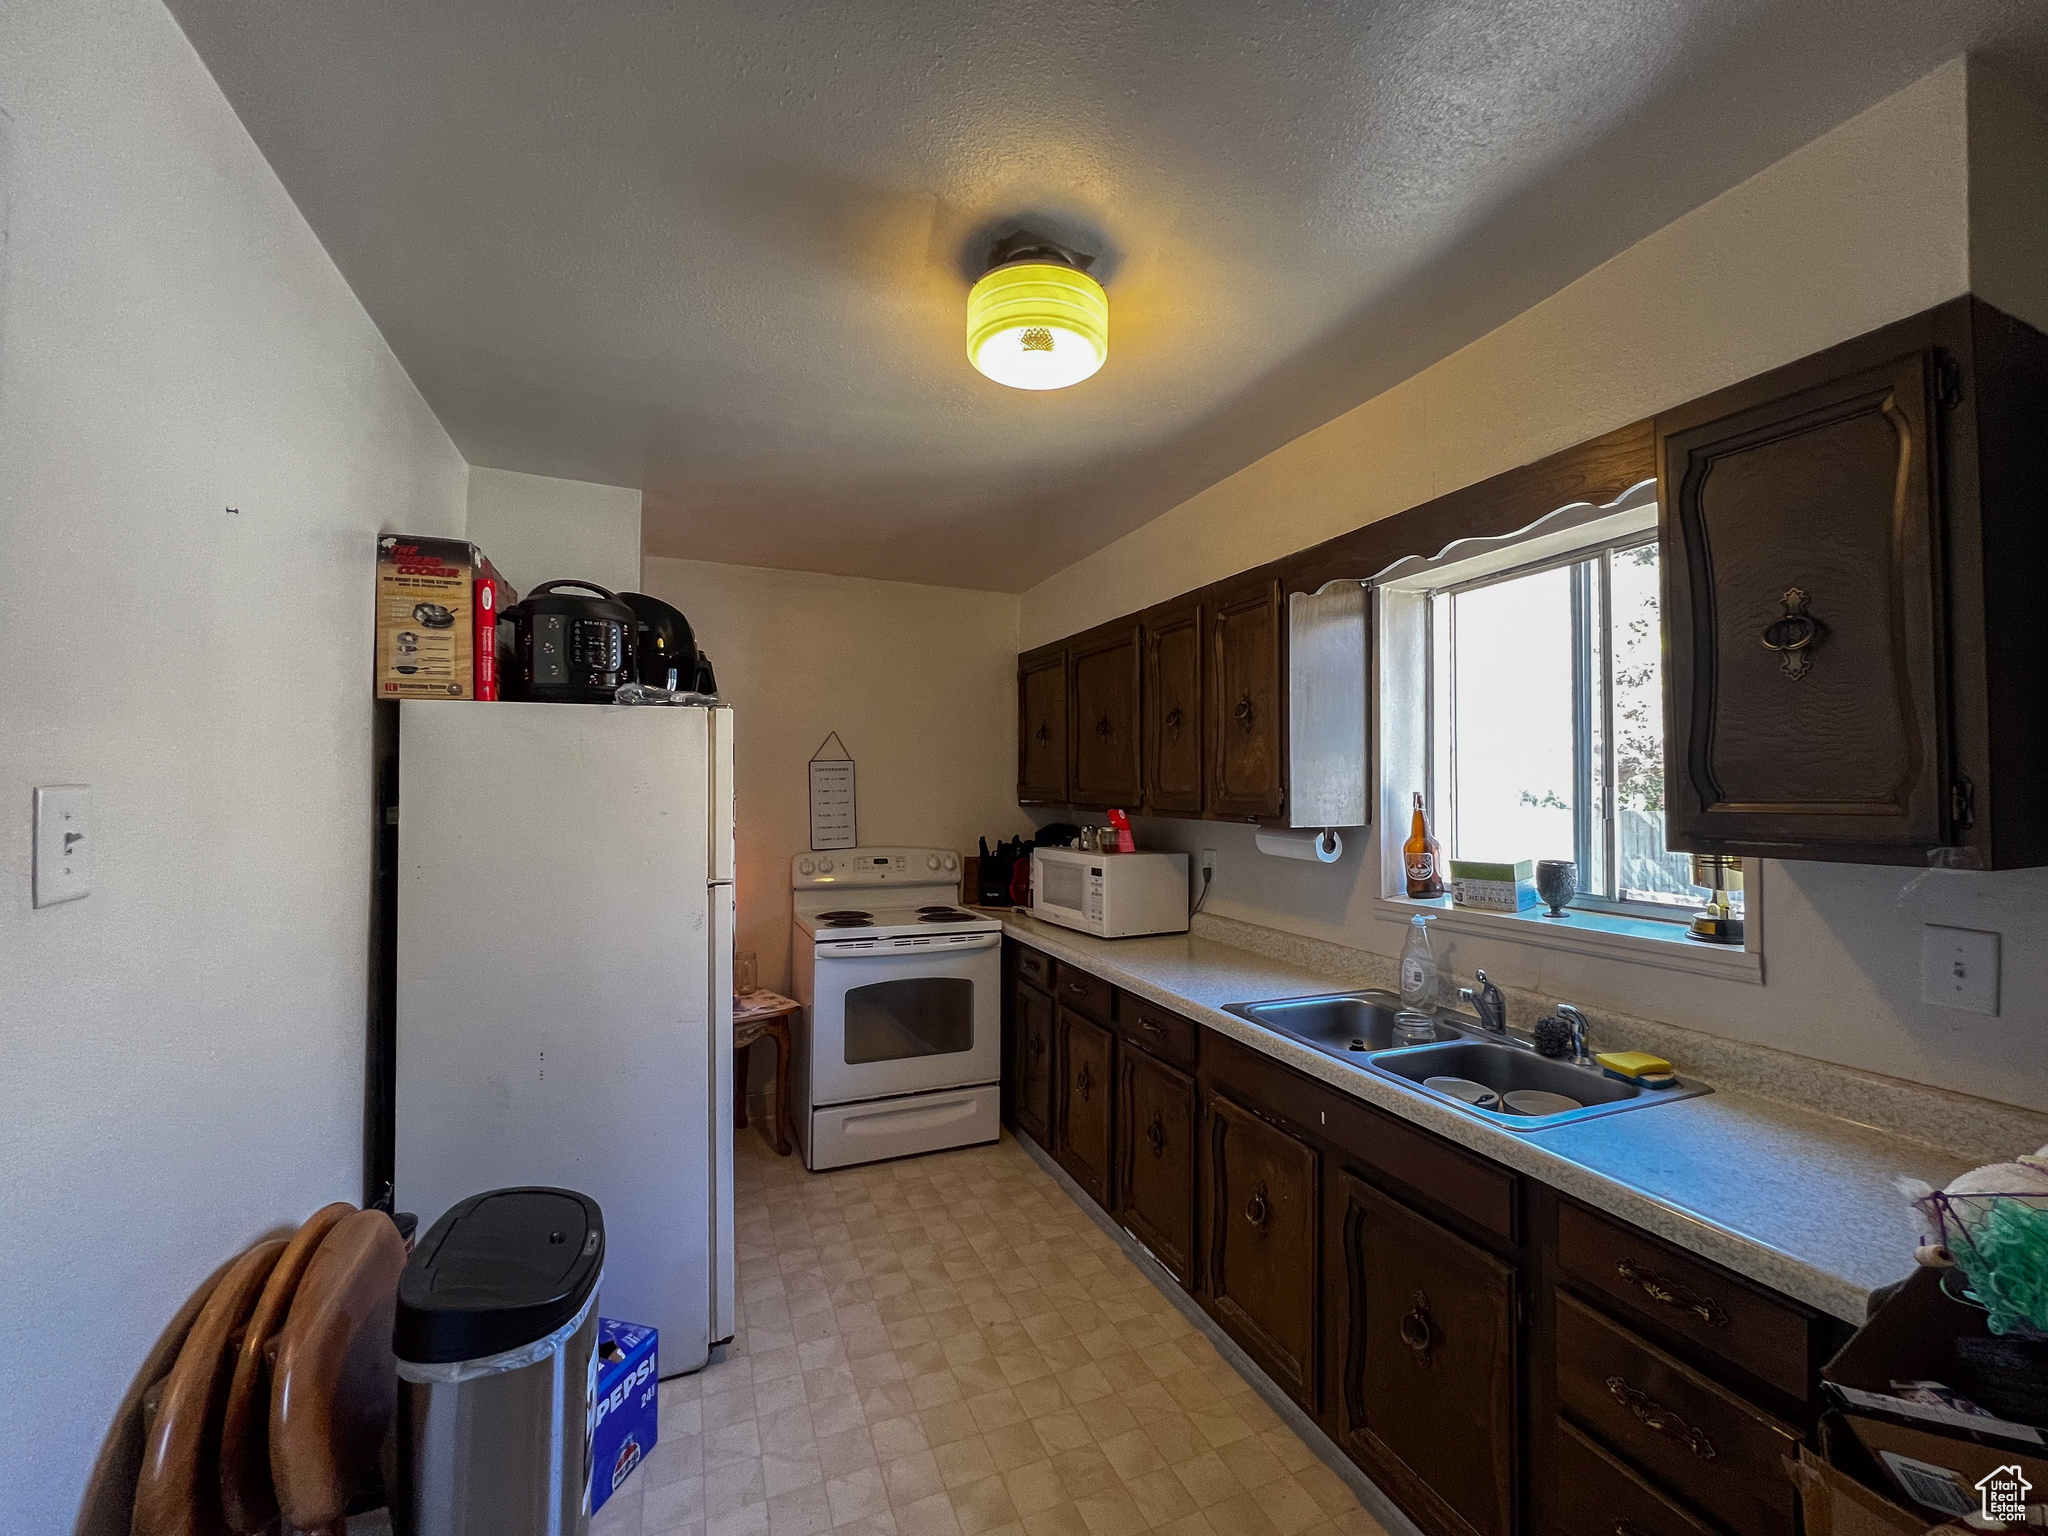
[1595,1051,1672,1079]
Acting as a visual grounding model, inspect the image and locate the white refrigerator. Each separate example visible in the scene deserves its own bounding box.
[395,699,735,1374]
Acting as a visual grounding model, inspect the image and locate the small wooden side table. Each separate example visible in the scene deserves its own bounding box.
[733,990,800,1156]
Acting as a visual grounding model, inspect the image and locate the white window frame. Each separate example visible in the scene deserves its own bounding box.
[1369,480,1763,983]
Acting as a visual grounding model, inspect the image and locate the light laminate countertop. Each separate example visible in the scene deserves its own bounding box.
[992,911,1969,1324]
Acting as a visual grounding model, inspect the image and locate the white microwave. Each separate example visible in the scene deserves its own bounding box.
[1031,848,1190,939]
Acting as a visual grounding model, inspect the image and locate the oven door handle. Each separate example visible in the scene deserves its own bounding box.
[817,933,1002,957]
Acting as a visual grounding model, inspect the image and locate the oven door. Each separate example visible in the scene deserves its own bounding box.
[807,931,1002,1106]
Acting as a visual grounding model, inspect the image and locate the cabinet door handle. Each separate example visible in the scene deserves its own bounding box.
[1164,704,1185,735]
[1760,586,1824,679]
[1606,1376,1717,1462]
[1615,1257,1729,1329]
[1145,1113,1166,1156]
[1035,722,1051,745]
[1613,1522,1652,1536]
[1028,1035,1045,1059]
[1075,1063,1093,1102]
[1243,1182,1270,1232]
[1138,1017,1164,1035]
[1096,715,1113,738]
[1234,693,1256,731]
[1398,1291,1435,1359]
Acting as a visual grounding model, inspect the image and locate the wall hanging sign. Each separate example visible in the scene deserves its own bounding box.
[808,732,857,851]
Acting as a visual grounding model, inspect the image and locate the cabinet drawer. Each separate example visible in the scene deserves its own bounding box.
[1117,992,1199,1070]
[1557,1293,1800,1536]
[1554,1419,1721,1536]
[1559,1201,1814,1400]
[1054,963,1113,1022]
[1013,945,1054,993]
[1205,1032,1516,1241]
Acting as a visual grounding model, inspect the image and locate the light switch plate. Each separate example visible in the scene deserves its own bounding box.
[1921,924,1999,1016]
[32,784,90,908]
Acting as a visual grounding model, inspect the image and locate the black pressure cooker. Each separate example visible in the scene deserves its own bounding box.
[504,581,636,702]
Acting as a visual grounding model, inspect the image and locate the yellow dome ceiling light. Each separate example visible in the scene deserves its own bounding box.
[966,240,1108,391]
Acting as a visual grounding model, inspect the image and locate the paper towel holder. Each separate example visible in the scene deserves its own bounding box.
[1255,828,1344,864]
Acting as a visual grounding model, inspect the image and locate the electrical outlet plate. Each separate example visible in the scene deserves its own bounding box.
[1921,924,1999,1016]
[1199,848,1218,880]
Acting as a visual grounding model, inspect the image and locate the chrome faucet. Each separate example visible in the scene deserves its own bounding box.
[1459,969,1507,1035]
[1555,1003,1593,1065]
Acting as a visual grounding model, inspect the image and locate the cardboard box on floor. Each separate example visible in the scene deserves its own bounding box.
[1822,1266,2048,1522]
[1786,1447,1931,1536]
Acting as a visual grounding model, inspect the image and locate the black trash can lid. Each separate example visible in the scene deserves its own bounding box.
[395,1187,604,1364]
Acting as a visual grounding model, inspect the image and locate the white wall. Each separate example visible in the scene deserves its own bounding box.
[641,558,1028,1000]
[1021,61,1975,649]
[1021,61,2048,1114]
[465,463,642,598]
[0,5,468,1532]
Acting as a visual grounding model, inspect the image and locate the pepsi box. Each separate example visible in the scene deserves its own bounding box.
[592,1319,658,1511]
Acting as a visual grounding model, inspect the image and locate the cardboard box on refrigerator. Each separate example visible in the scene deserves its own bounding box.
[472,556,516,701]
[375,535,478,699]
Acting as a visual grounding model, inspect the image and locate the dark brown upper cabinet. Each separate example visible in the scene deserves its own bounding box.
[1143,601,1205,815]
[1659,297,2048,868]
[1068,624,1143,809]
[1209,576,1286,819]
[1017,648,1069,805]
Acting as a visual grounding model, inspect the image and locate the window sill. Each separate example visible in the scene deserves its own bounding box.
[1373,894,1763,983]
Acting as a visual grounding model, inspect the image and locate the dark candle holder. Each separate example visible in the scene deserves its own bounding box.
[1535,859,1577,918]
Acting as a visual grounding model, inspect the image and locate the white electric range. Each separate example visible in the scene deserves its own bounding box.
[788,846,1004,1170]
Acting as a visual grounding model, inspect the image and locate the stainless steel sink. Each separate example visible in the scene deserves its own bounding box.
[1224,990,1710,1130]
[1225,991,1467,1056]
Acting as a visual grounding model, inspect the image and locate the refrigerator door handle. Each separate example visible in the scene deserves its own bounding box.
[708,879,736,1347]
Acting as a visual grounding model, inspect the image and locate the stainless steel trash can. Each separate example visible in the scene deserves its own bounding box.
[394,1188,605,1536]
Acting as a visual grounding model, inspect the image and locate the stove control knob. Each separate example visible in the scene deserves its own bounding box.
[943,854,958,871]
[818,857,834,873]
[926,854,941,871]
[799,858,816,876]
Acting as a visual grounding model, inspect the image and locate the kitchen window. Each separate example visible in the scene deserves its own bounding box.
[1372,483,1760,978]
[1427,535,1721,921]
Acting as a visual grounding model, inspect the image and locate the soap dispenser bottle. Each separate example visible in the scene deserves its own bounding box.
[1399,913,1441,1011]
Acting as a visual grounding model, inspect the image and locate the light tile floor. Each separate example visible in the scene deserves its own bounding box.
[593,1128,1386,1536]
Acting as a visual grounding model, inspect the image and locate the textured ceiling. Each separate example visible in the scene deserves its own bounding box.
[167,1,2048,591]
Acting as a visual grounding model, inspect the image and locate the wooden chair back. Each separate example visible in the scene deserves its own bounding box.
[218,1202,353,1533]
[270,1209,408,1533]
[131,1238,286,1536]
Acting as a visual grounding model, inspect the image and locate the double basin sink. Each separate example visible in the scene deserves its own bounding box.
[1222,991,1709,1132]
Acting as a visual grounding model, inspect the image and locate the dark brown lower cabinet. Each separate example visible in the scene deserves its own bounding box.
[1204,1091,1319,1409]
[1553,1419,1720,1536]
[1336,1172,1518,1536]
[1054,1007,1114,1207]
[1012,979,1054,1147]
[999,960,1834,1536]
[1112,1046,1197,1286]
[1555,1293,1800,1536]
